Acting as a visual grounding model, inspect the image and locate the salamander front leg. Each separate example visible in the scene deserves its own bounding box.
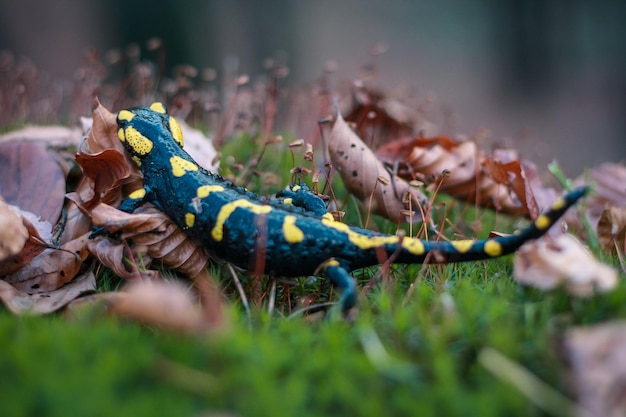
[89,187,153,238]
[323,259,357,313]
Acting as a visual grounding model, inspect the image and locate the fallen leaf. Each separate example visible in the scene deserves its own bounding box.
[0,272,95,314]
[104,280,217,333]
[87,203,209,279]
[579,163,626,230]
[513,234,617,296]
[0,125,83,147]
[2,245,83,293]
[329,109,427,223]
[347,85,562,219]
[597,207,626,256]
[0,141,65,224]
[483,157,540,219]
[0,199,28,261]
[564,321,626,417]
[344,83,436,148]
[74,100,143,207]
[62,100,143,244]
[377,135,547,218]
[0,213,49,276]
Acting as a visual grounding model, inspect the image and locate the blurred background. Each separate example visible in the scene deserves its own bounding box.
[0,0,624,176]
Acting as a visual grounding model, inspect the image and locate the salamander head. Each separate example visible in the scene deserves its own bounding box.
[116,102,184,165]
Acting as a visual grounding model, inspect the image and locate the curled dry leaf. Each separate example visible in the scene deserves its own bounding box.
[1,227,90,294]
[345,85,559,219]
[0,141,66,224]
[513,234,617,297]
[104,280,217,333]
[344,83,437,148]
[62,100,144,244]
[564,321,626,417]
[87,237,152,281]
[329,110,427,223]
[0,272,95,315]
[377,135,545,218]
[0,125,83,147]
[0,212,51,276]
[0,199,28,261]
[2,245,83,293]
[597,207,626,256]
[88,203,209,279]
[578,162,626,229]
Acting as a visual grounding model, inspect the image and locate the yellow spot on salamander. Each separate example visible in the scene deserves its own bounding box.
[451,239,475,253]
[401,238,425,255]
[321,217,399,250]
[169,116,184,148]
[484,240,503,257]
[322,213,334,222]
[125,126,153,155]
[197,185,224,198]
[128,188,146,200]
[283,198,293,206]
[534,214,551,230]
[212,200,273,242]
[282,215,304,243]
[170,155,199,177]
[132,156,142,167]
[185,213,195,228]
[551,197,566,211]
[149,102,167,114]
[118,128,125,142]
[291,185,301,192]
[118,110,135,122]
[324,259,341,269]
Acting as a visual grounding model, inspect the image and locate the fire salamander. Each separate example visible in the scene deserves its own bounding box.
[102,102,587,313]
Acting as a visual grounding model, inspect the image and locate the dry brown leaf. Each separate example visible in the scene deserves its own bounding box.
[0,202,91,302]
[0,141,66,224]
[75,100,143,207]
[61,101,144,244]
[346,86,558,219]
[578,163,626,230]
[597,207,626,256]
[65,270,226,331]
[329,109,427,223]
[344,83,436,147]
[483,157,540,219]
[377,135,547,218]
[0,125,83,147]
[104,280,215,333]
[564,321,626,417]
[87,237,153,280]
[513,234,617,296]
[88,203,209,278]
[0,216,49,276]
[2,245,83,293]
[0,272,95,314]
[0,199,28,261]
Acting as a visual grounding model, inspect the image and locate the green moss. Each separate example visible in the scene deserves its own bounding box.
[3,260,625,417]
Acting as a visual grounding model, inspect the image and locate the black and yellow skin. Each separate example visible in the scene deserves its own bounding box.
[106,102,587,312]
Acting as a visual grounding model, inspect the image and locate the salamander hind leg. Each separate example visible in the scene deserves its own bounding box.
[322,259,357,314]
[276,183,327,216]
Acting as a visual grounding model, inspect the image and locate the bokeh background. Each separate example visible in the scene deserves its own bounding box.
[1,0,624,176]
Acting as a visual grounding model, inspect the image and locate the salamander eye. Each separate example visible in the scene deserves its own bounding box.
[169,116,184,148]
[149,102,167,114]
